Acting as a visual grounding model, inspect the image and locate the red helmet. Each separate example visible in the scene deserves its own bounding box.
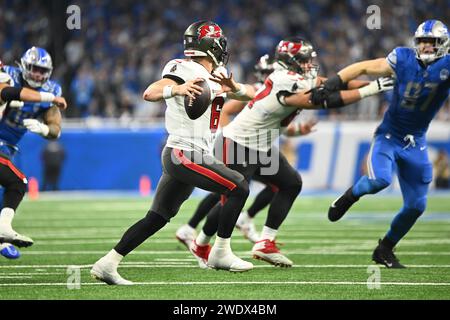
[275,37,319,78]
[183,20,229,66]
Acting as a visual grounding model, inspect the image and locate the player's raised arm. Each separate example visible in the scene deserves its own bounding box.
[284,76,394,110]
[321,58,395,92]
[0,80,67,110]
[209,71,255,101]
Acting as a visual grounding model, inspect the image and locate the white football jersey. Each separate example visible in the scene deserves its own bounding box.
[162,59,226,153]
[0,71,14,114]
[223,65,317,152]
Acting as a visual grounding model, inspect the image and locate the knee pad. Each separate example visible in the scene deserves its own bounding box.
[409,196,427,214]
[370,176,391,192]
[230,178,249,198]
[280,173,303,194]
[7,180,27,197]
[145,209,170,223]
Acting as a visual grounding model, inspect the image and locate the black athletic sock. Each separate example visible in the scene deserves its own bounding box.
[265,186,301,230]
[217,194,248,238]
[202,202,221,237]
[380,236,396,250]
[114,211,167,256]
[188,193,220,228]
[247,186,275,218]
[3,188,25,210]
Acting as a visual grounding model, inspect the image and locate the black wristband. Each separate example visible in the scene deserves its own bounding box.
[324,74,347,91]
[323,91,345,109]
[0,86,22,102]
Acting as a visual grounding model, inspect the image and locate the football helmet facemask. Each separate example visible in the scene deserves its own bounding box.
[275,37,319,79]
[183,20,229,67]
[19,47,53,88]
[414,20,449,64]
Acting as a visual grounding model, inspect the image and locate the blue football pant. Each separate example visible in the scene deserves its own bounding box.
[352,134,432,245]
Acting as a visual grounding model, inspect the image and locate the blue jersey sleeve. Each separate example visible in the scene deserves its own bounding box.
[386,47,414,78]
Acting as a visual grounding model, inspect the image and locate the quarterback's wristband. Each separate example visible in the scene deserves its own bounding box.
[39,92,55,103]
[162,85,174,99]
[233,83,247,97]
[0,86,22,102]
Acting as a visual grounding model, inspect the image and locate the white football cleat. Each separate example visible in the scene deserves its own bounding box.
[252,239,293,267]
[0,226,34,248]
[176,224,197,249]
[235,212,260,243]
[207,247,253,272]
[90,258,133,285]
[189,240,211,269]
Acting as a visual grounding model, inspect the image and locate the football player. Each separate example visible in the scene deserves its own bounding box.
[327,20,450,268]
[91,20,257,285]
[0,50,67,256]
[190,37,393,268]
[176,54,317,248]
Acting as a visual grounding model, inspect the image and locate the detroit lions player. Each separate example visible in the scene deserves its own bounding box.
[0,47,66,256]
[327,20,450,268]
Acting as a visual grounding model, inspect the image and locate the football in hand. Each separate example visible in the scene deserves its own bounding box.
[184,79,211,120]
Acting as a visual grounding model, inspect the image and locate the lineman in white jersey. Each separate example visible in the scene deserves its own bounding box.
[91,20,257,285]
[191,37,394,267]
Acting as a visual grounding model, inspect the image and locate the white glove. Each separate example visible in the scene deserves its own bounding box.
[9,101,24,108]
[23,119,49,137]
[358,77,394,98]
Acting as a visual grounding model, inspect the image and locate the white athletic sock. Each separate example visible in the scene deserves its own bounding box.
[104,249,123,267]
[241,211,251,221]
[196,230,211,246]
[260,226,278,241]
[0,208,15,228]
[213,236,231,252]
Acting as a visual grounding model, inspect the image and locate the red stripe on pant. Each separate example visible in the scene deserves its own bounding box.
[173,149,236,191]
[268,183,279,193]
[0,157,27,182]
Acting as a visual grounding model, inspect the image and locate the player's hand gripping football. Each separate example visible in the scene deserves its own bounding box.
[173,78,204,100]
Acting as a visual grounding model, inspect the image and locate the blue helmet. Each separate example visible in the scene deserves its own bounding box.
[414,20,449,64]
[19,47,53,88]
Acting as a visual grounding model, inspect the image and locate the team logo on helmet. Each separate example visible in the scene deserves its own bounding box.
[198,24,223,40]
[277,41,302,55]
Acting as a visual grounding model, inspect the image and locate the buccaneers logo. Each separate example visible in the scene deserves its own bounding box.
[277,41,302,55]
[198,24,223,40]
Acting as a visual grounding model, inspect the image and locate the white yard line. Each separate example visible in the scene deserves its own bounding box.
[32,238,450,245]
[1,281,450,287]
[2,264,450,269]
[13,250,450,255]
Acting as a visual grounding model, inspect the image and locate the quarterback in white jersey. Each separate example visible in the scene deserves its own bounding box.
[91,20,259,285]
[161,59,228,153]
[193,37,394,268]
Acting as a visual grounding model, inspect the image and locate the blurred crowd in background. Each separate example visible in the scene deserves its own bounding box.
[1,0,449,122]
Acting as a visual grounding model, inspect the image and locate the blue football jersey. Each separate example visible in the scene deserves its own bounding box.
[0,66,62,156]
[376,47,450,138]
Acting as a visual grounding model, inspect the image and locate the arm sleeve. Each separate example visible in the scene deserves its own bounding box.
[386,48,398,70]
